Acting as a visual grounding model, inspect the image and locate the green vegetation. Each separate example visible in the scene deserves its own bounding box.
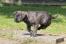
[0,4,66,34]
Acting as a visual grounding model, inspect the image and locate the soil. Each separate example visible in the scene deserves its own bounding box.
[0,29,66,44]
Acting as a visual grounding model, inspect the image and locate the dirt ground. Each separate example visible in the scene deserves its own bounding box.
[0,29,66,44]
[0,38,19,44]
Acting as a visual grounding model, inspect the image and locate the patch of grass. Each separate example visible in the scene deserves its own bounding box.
[0,14,26,30]
[43,15,66,35]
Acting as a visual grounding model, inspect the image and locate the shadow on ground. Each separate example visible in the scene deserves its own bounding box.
[23,32,59,37]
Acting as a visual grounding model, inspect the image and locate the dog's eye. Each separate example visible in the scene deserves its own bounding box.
[16,15,20,17]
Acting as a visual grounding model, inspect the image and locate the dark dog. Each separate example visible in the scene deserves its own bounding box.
[14,11,57,37]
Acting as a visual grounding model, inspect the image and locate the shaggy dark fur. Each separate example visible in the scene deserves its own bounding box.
[14,11,55,37]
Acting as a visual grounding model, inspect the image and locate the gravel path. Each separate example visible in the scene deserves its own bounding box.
[0,29,65,44]
[0,38,19,44]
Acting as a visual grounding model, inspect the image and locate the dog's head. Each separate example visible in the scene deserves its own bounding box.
[14,11,27,23]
